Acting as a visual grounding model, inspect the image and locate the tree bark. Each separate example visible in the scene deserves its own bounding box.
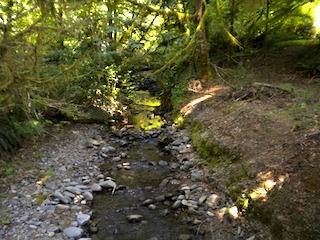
[196,0,212,81]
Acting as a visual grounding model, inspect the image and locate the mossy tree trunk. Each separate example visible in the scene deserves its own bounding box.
[196,0,212,81]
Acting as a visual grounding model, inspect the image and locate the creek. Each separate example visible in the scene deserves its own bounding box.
[92,137,204,240]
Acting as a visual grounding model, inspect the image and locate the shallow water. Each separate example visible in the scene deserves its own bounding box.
[92,139,202,240]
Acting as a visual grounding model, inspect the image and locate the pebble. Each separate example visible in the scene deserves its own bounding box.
[191,171,205,181]
[63,227,84,239]
[83,192,94,201]
[126,214,144,223]
[206,194,219,208]
[99,180,116,188]
[148,204,157,210]
[91,183,102,191]
[77,214,91,226]
[172,200,182,209]
[178,234,192,240]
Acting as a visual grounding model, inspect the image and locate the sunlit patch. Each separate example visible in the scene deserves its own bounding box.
[313,4,320,33]
[216,207,227,219]
[249,171,289,201]
[180,85,230,116]
[228,205,239,219]
[180,95,213,116]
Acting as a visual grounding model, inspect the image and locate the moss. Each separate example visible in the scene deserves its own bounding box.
[129,112,163,130]
[251,203,285,240]
[131,91,161,108]
[34,192,50,205]
[190,120,241,167]
[0,213,11,226]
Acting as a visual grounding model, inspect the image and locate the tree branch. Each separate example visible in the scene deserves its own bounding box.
[150,0,208,78]
[125,0,195,21]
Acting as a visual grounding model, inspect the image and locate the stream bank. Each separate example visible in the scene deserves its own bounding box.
[0,123,269,240]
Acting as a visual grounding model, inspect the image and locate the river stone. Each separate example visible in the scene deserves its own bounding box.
[63,227,84,239]
[112,156,121,162]
[206,194,219,208]
[246,236,255,240]
[172,139,182,146]
[191,171,205,181]
[148,204,157,210]
[91,183,102,191]
[45,181,60,190]
[178,234,192,240]
[48,226,61,233]
[142,199,154,206]
[158,160,168,166]
[159,178,169,187]
[170,163,180,170]
[65,186,81,194]
[181,186,190,191]
[198,196,207,205]
[155,195,165,202]
[83,179,91,184]
[99,180,116,188]
[178,145,188,153]
[57,204,70,210]
[77,213,91,226]
[172,200,182,209]
[64,191,76,198]
[53,191,71,204]
[107,146,117,153]
[127,214,144,223]
[68,181,80,186]
[83,192,93,201]
[41,205,56,212]
[89,225,98,233]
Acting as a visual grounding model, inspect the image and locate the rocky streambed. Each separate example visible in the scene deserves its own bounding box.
[0,123,263,240]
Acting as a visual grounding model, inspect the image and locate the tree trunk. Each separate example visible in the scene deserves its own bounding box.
[196,0,212,81]
[263,0,270,51]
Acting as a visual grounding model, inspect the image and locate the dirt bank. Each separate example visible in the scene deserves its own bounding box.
[183,47,320,239]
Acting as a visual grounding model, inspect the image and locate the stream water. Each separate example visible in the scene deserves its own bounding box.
[92,138,203,240]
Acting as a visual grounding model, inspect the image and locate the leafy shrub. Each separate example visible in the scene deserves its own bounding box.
[0,118,44,156]
[0,122,21,154]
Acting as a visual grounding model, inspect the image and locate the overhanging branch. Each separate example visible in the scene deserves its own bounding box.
[125,0,195,21]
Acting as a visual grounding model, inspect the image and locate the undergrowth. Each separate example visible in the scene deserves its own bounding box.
[190,120,241,167]
[0,118,44,157]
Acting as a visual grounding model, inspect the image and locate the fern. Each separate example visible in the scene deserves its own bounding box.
[0,123,22,156]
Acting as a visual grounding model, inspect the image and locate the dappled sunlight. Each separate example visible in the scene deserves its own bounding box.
[214,205,239,220]
[180,95,213,116]
[180,85,229,116]
[249,171,289,202]
[312,4,320,34]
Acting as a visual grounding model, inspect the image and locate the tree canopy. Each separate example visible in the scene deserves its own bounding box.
[1,0,319,123]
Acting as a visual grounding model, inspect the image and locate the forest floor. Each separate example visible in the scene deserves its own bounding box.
[183,45,320,239]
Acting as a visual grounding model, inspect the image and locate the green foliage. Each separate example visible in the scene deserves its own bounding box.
[190,120,241,167]
[13,121,44,139]
[0,0,319,131]
[171,84,188,107]
[0,118,44,156]
[276,83,314,100]
[296,45,320,76]
[252,203,285,240]
[0,122,22,154]
[5,167,16,177]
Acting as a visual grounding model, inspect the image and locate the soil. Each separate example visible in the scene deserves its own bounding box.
[184,45,320,239]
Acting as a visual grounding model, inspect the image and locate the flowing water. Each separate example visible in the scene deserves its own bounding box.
[92,139,203,240]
